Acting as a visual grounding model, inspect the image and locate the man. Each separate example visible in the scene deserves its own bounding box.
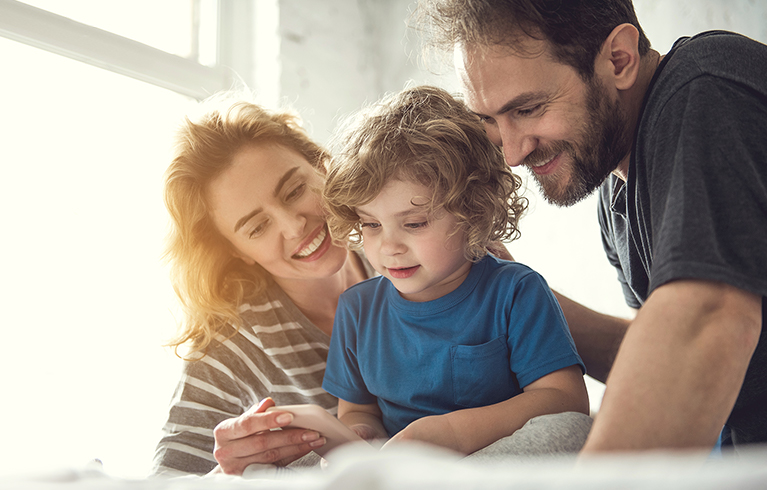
[417,0,767,451]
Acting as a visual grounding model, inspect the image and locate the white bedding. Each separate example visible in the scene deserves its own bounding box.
[7,442,767,489]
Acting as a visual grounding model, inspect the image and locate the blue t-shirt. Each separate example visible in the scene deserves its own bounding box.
[322,255,585,436]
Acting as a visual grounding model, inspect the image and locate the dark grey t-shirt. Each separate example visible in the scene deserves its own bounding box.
[599,31,767,445]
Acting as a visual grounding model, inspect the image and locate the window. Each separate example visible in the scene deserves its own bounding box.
[0,0,255,477]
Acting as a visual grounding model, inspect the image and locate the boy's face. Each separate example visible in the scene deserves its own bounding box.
[356,179,472,302]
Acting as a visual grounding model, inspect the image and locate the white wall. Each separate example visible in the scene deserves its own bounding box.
[268,0,457,142]
[634,0,767,53]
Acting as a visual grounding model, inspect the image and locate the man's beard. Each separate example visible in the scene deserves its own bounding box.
[526,77,632,207]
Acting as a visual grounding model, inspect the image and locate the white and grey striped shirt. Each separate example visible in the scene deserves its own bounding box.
[151,273,360,476]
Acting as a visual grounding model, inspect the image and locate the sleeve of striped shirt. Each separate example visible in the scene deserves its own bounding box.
[150,336,256,476]
[150,283,338,477]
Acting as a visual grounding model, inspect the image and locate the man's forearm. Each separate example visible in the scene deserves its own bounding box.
[581,280,761,452]
[553,290,631,383]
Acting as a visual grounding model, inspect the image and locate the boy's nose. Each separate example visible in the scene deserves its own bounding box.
[379,231,406,256]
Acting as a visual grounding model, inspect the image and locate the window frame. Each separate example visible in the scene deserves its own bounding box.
[0,0,255,100]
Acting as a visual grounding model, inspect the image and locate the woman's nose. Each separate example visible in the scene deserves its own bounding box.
[279,211,306,239]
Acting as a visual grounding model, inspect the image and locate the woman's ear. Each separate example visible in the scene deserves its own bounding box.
[595,23,641,91]
[233,251,256,266]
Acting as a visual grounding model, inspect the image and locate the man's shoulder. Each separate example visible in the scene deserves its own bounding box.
[655,31,767,92]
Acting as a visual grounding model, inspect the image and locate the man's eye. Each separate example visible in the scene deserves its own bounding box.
[360,222,380,229]
[286,183,306,201]
[517,105,543,117]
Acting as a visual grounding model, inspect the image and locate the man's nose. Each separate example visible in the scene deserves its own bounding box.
[497,121,538,168]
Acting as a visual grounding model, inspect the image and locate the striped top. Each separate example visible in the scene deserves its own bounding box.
[151,255,374,476]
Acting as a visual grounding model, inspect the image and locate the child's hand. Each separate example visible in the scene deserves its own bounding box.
[382,414,463,453]
[349,423,380,441]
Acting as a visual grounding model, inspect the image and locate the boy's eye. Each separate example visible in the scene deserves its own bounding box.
[405,221,428,229]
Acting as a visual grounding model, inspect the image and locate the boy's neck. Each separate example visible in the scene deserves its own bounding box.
[397,259,473,303]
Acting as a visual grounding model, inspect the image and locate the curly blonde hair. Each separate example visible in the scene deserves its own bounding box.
[323,85,526,261]
[164,95,330,358]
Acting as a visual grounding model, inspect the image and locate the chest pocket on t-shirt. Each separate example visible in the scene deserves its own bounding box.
[450,336,515,408]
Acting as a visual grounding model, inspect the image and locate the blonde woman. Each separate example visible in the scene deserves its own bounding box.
[152,96,374,476]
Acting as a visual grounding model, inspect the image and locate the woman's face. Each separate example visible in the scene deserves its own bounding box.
[207,144,348,285]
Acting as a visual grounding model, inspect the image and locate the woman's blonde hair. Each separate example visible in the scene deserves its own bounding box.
[164,95,329,358]
[324,85,526,260]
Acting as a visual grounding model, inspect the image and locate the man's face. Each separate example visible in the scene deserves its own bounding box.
[456,40,632,207]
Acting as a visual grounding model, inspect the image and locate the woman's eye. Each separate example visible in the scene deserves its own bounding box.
[286,183,306,201]
[249,221,268,238]
[360,222,380,229]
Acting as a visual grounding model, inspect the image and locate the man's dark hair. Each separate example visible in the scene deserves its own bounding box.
[417,0,651,79]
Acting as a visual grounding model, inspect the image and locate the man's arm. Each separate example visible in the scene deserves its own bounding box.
[582,279,762,452]
[553,291,633,383]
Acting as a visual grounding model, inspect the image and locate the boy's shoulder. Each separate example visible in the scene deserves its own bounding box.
[478,255,554,296]
[482,254,539,279]
[340,275,389,301]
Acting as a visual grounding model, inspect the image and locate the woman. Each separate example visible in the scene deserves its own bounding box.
[152,96,374,476]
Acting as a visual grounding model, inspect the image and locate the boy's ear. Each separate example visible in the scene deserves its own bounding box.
[595,23,641,91]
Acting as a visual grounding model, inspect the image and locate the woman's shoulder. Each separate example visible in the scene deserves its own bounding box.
[238,279,308,331]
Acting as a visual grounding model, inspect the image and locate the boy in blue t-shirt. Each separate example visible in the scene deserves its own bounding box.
[321,85,589,455]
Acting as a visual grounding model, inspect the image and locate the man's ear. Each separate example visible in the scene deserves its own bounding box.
[595,23,641,91]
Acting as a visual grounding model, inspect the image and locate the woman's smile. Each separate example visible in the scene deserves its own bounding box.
[293,225,331,260]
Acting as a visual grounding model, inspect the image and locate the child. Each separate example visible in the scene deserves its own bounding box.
[321,85,590,456]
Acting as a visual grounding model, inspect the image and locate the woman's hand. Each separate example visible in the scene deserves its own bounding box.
[211,397,327,475]
[382,414,462,453]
